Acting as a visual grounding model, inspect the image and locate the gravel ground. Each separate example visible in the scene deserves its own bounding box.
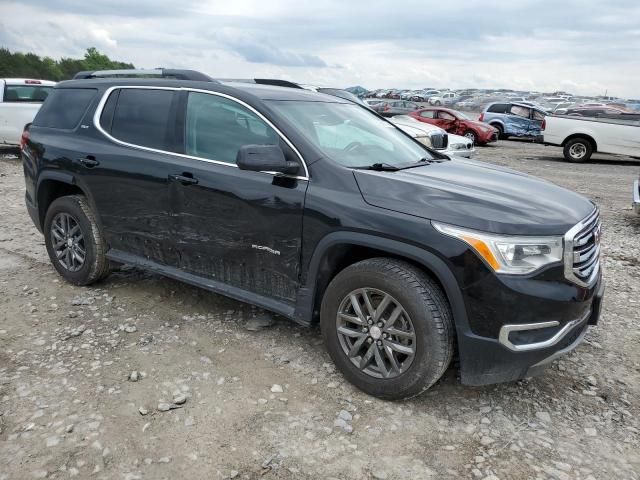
[0,142,639,480]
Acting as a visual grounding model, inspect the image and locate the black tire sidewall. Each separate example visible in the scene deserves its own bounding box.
[44,196,100,285]
[320,262,450,400]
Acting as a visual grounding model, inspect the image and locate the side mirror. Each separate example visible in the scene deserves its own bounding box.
[236,144,299,175]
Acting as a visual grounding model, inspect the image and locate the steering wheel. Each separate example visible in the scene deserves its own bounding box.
[344,141,363,152]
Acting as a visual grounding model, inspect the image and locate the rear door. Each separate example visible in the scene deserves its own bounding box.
[168,90,307,303]
[80,87,179,263]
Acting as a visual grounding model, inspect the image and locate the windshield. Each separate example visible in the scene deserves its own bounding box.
[268,101,434,168]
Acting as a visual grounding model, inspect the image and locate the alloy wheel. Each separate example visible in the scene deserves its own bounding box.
[50,212,86,272]
[336,288,416,379]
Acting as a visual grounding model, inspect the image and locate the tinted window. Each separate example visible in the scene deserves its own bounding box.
[99,90,119,133]
[185,92,279,164]
[420,110,436,119]
[111,89,174,150]
[439,111,456,121]
[33,88,97,129]
[4,85,54,103]
[487,103,509,113]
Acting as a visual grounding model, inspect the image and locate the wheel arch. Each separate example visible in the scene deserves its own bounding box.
[562,133,598,152]
[36,172,92,230]
[294,232,469,335]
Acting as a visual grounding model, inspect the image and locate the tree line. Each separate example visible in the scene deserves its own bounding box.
[0,47,135,81]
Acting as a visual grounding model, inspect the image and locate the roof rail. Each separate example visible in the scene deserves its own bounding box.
[72,68,217,82]
[217,78,303,89]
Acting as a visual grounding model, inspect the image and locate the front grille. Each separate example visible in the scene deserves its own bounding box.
[564,209,601,286]
[429,133,448,150]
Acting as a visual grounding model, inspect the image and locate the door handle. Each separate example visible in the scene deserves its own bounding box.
[78,156,99,168]
[169,173,199,185]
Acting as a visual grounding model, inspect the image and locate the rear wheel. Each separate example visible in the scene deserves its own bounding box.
[492,123,505,139]
[563,137,593,163]
[44,195,111,285]
[320,258,454,400]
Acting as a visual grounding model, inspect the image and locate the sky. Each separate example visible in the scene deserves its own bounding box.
[1,0,639,98]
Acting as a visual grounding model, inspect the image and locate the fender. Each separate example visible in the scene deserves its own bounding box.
[35,169,101,231]
[293,231,471,335]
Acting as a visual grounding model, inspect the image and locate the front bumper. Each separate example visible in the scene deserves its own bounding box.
[457,271,604,386]
[633,179,640,214]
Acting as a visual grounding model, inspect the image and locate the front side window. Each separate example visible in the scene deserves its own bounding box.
[110,89,175,150]
[438,112,456,121]
[185,92,279,164]
[268,101,435,168]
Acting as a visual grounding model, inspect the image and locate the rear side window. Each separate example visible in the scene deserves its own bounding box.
[487,103,509,113]
[110,89,175,150]
[4,85,54,103]
[33,88,97,129]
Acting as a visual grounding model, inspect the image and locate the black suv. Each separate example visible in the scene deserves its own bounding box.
[22,69,604,400]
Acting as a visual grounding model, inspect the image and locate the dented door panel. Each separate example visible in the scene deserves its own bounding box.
[168,158,307,303]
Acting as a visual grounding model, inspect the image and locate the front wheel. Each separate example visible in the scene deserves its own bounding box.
[320,258,454,400]
[463,130,478,145]
[563,137,593,163]
[44,195,111,285]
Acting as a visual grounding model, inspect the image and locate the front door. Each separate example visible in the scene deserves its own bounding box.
[169,91,307,304]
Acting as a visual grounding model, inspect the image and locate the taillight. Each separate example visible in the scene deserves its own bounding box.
[20,124,30,150]
[478,113,484,122]
[541,119,546,131]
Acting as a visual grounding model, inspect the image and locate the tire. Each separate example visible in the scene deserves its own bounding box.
[463,130,478,145]
[563,137,593,163]
[44,195,111,285]
[435,101,442,106]
[320,258,454,400]
[492,123,506,139]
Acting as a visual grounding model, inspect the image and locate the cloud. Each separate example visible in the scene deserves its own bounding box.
[0,0,638,97]
[217,31,327,67]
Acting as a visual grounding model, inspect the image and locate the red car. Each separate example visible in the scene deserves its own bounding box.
[410,107,498,145]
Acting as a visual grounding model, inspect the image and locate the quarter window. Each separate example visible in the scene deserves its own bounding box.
[185,92,279,164]
[510,105,531,118]
[110,89,175,150]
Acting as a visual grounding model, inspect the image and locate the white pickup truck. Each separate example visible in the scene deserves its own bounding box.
[542,113,640,162]
[0,78,56,147]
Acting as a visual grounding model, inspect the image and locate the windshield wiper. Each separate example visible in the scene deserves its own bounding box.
[353,162,401,171]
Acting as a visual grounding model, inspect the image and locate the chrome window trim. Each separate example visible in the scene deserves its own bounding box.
[563,207,600,287]
[498,309,590,352]
[91,85,309,181]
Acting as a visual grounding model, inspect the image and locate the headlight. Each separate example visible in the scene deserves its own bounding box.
[450,143,465,150]
[432,222,563,275]
[416,136,433,148]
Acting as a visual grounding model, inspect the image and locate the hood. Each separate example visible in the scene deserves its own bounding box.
[467,120,496,132]
[353,158,594,235]
[391,117,444,135]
